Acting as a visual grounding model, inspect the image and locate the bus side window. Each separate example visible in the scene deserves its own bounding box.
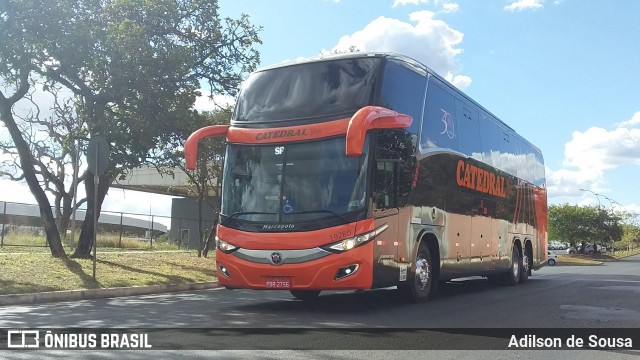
[373,160,397,210]
[420,78,458,152]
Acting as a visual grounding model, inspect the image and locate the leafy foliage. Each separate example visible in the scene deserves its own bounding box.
[163,108,230,257]
[548,204,623,247]
[0,0,261,257]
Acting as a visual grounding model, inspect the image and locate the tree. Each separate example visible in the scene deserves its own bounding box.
[0,0,261,258]
[162,108,230,257]
[549,204,623,249]
[0,2,67,257]
[0,85,88,240]
[617,212,640,251]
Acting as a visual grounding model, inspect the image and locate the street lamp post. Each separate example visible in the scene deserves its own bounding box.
[602,195,623,213]
[579,188,602,208]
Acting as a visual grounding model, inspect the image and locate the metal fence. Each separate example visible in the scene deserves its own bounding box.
[0,200,216,251]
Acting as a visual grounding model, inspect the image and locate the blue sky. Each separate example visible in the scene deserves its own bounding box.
[2,0,639,220]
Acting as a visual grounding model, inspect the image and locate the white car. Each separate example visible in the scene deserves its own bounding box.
[582,244,607,254]
[547,250,558,266]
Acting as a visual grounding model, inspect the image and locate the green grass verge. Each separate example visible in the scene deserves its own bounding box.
[606,248,640,259]
[0,251,217,296]
[0,232,183,253]
[555,248,640,265]
[556,255,603,266]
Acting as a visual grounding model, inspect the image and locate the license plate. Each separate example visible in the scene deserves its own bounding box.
[265,277,291,288]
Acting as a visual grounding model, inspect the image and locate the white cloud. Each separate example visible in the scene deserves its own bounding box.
[331,11,470,86]
[616,111,640,128]
[445,72,472,90]
[504,0,544,12]
[391,0,460,14]
[440,2,460,13]
[563,126,640,171]
[392,0,429,8]
[546,111,640,198]
[546,167,604,198]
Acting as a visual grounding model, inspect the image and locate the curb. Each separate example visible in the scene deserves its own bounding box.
[0,282,221,306]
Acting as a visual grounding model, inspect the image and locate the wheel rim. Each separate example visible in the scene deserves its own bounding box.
[512,249,520,278]
[522,253,530,273]
[415,254,430,291]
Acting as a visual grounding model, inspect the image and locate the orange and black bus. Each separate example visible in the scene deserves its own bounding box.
[185,53,547,302]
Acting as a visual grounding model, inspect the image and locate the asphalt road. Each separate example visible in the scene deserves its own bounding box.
[0,254,638,359]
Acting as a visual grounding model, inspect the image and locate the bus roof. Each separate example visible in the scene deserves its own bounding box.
[251,52,542,153]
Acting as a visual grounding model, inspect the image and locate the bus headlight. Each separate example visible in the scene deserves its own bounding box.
[216,236,238,253]
[324,224,388,253]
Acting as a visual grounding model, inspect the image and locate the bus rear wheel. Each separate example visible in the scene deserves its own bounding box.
[398,242,433,303]
[290,290,321,301]
[502,245,522,286]
[519,246,531,283]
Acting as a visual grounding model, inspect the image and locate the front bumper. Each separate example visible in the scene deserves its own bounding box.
[216,241,374,290]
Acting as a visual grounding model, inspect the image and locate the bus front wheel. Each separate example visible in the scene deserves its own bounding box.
[398,242,433,303]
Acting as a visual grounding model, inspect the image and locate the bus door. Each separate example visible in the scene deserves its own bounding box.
[371,159,400,288]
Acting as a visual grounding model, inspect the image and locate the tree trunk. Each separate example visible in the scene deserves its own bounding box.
[202,223,217,258]
[0,97,66,258]
[59,199,73,241]
[197,195,204,257]
[73,171,110,258]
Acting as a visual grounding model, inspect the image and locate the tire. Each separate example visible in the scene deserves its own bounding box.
[502,245,521,286]
[548,259,556,266]
[568,250,575,254]
[290,290,321,301]
[519,246,530,283]
[588,250,594,254]
[397,242,434,303]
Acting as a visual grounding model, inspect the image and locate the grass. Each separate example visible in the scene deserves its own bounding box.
[556,248,640,265]
[606,248,640,259]
[556,255,603,266]
[0,251,217,296]
[0,230,183,252]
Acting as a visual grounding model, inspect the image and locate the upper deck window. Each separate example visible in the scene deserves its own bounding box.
[234,58,380,123]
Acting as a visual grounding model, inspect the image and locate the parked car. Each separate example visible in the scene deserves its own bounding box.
[582,244,607,254]
[552,246,577,255]
[547,250,558,266]
[548,241,569,250]
[548,241,577,253]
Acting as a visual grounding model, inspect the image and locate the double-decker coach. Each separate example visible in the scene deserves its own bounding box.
[185,52,547,302]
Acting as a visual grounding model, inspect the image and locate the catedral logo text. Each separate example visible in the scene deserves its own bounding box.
[456,159,507,198]
[255,129,308,140]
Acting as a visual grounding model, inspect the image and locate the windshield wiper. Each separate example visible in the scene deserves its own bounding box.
[283,209,348,223]
[227,211,278,219]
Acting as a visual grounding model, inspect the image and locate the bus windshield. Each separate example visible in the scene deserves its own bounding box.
[234,57,380,123]
[221,137,370,223]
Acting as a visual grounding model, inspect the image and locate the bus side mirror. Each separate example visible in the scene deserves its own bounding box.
[345,106,412,157]
[184,125,230,170]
